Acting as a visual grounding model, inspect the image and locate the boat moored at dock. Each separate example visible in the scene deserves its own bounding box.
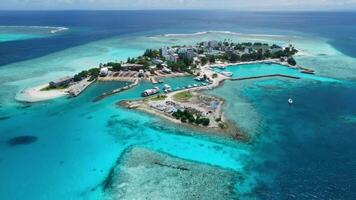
[142,87,160,97]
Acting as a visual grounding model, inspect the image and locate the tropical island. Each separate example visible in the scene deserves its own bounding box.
[21,40,309,139]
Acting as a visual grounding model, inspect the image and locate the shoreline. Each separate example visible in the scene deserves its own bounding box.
[15,84,68,103]
[17,58,307,103]
[118,91,248,141]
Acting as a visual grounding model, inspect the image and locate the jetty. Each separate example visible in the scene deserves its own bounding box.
[231,74,300,81]
[68,78,95,97]
[92,78,139,102]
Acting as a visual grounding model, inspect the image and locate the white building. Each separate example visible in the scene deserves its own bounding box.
[160,47,169,57]
[99,67,109,76]
[162,67,172,73]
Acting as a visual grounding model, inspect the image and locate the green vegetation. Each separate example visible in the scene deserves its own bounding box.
[40,85,67,91]
[173,91,193,102]
[287,57,297,66]
[172,110,210,126]
[73,67,100,82]
[201,57,208,66]
[105,62,122,71]
[143,49,160,58]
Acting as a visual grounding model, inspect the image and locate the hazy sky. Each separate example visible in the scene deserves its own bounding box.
[1,0,356,10]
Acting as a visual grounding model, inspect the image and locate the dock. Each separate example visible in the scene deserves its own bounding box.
[68,78,95,97]
[231,74,300,81]
[92,78,139,102]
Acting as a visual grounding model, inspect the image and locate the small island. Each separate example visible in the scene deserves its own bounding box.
[21,40,309,139]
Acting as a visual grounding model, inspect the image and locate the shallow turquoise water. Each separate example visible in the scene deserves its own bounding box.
[1,12,356,199]
[0,78,249,200]
[0,33,42,42]
[213,63,339,82]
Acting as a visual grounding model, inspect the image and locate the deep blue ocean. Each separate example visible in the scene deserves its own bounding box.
[0,11,356,199]
[1,11,356,66]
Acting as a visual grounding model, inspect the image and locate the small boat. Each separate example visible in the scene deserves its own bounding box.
[221,72,233,77]
[300,69,315,75]
[142,87,160,97]
[158,79,164,83]
[195,76,203,81]
[163,84,172,93]
[288,98,293,105]
[193,84,198,87]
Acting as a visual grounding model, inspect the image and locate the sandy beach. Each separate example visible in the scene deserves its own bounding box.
[16,84,68,102]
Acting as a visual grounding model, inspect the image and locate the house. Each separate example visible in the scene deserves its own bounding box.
[99,67,109,77]
[49,76,73,88]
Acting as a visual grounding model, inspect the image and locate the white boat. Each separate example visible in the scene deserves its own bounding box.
[194,76,203,81]
[142,87,160,97]
[221,72,233,77]
[163,84,172,93]
[288,98,293,104]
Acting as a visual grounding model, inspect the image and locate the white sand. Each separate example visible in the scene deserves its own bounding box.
[16,84,68,102]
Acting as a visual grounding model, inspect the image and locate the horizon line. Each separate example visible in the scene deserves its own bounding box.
[0,9,356,12]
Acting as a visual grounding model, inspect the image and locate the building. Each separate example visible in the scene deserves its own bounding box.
[99,67,109,77]
[160,47,169,57]
[162,67,172,73]
[121,64,144,71]
[49,76,73,88]
[186,48,195,60]
[165,54,179,62]
[152,58,163,65]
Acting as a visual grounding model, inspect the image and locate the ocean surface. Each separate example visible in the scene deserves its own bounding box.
[0,11,356,199]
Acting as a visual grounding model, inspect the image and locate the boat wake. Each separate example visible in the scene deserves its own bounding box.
[0,25,69,34]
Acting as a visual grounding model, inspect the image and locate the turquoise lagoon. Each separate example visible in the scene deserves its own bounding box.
[0,26,67,42]
[212,63,339,82]
[1,15,356,199]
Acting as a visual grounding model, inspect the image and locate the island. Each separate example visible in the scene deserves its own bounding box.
[20,40,309,139]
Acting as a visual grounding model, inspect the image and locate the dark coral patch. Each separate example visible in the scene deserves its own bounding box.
[7,136,38,146]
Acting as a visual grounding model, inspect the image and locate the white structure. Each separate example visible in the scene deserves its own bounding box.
[162,67,172,73]
[186,48,194,60]
[163,84,172,93]
[99,67,109,77]
[165,54,179,62]
[142,87,160,97]
[152,58,163,65]
[160,47,169,57]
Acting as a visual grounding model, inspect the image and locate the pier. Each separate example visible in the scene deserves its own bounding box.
[231,74,300,81]
[68,78,95,97]
[92,78,139,102]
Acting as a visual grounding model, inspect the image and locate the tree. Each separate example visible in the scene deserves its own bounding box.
[287,57,297,66]
[230,53,240,63]
[201,57,208,66]
[107,62,121,71]
[143,49,160,58]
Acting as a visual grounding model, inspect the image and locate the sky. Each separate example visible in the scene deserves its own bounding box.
[1,0,356,10]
